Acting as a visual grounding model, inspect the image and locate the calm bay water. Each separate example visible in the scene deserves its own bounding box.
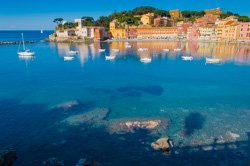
[0,31,250,165]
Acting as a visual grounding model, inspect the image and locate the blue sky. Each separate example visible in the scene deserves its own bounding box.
[0,0,249,30]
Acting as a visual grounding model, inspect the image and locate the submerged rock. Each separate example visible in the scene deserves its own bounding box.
[75,158,86,166]
[54,100,80,111]
[228,131,240,140]
[151,137,170,152]
[108,118,168,134]
[0,150,17,166]
[62,108,110,126]
[43,157,64,166]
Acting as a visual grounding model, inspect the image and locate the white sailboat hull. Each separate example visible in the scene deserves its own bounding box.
[18,51,35,56]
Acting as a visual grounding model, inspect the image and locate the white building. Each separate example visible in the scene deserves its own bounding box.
[74,19,107,40]
[199,26,216,40]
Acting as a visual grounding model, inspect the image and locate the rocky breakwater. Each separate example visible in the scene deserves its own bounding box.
[0,41,35,45]
[0,149,17,166]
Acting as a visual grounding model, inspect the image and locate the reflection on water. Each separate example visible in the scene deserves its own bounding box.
[50,41,250,65]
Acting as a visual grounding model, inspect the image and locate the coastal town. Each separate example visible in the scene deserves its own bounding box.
[49,7,250,42]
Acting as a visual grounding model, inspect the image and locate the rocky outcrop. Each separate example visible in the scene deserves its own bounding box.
[43,157,64,166]
[151,137,171,152]
[62,108,110,126]
[108,118,168,134]
[0,150,17,166]
[228,131,240,140]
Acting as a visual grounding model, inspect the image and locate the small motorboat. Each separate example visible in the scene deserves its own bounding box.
[111,49,120,53]
[125,45,132,48]
[182,56,193,61]
[68,50,78,55]
[89,43,94,47]
[138,48,148,52]
[162,49,170,52]
[174,48,182,52]
[64,56,74,61]
[99,49,106,52]
[206,57,222,64]
[140,57,152,63]
[105,55,116,60]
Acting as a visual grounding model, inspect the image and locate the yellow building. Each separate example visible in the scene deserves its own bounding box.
[222,20,240,40]
[215,19,240,41]
[169,10,182,19]
[204,8,223,15]
[140,13,155,25]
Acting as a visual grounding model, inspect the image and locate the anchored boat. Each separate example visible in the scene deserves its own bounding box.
[17,33,35,57]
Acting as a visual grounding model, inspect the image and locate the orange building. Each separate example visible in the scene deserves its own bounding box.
[137,27,178,39]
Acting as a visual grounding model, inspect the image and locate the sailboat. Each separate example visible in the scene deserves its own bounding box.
[40,30,43,34]
[17,33,35,57]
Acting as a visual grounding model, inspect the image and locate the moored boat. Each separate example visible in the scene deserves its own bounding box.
[68,50,78,55]
[174,48,181,52]
[182,56,193,61]
[105,55,116,60]
[111,49,120,53]
[17,33,35,57]
[138,48,148,52]
[99,49,106,52]
[64,56,74,61]
[206,57,222,64]
[140,57,152,63]
[163,49,170,52]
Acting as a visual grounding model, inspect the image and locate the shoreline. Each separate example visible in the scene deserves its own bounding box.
[47,37,250,45]
[105,38,250,44]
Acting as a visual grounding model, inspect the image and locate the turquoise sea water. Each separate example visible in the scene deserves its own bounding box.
[0,31,250,165]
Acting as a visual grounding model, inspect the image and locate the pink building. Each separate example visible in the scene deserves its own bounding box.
[187,24,200,40]
[177,22,192,38]
[239,22,250,40]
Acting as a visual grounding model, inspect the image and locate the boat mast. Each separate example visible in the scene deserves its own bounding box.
[21,33,25,51]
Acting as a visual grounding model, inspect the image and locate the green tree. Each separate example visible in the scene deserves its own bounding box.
[238,16,250,22]
[95,16,110,29]
[131,6,156,15]
[63,22,78,29]
[81,16,95,26]
[53,18,64,24]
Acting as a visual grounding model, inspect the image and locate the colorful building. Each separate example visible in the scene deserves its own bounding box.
[141,13,155,25]
[199,25,216,40]
[169,10,182,19]
[239,22,250,40]
[154,17,170,27]
[204,8,223,16]
[187,25,200,40]
[137,27,178,39]
[56,29,76,38]
[74,19,107,40]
